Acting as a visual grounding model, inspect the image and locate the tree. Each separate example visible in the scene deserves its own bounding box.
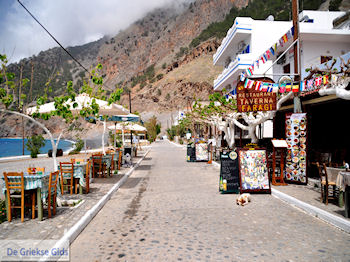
[145,115,161,142]
[26,134,45,158]
[0,53,123,170]
[305,57,350,100]
[191,85,293,147]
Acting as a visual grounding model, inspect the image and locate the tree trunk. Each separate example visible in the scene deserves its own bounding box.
[0,109,59,171]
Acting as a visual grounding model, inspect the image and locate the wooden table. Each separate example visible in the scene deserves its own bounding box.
[58,163,88,194]
[339,171,350,218]
[1,172,54,221]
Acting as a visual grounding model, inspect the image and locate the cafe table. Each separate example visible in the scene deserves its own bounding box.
[58,162,88,194]
[90,155,113,177]
[338,171,350,218]
[1,172,57,221]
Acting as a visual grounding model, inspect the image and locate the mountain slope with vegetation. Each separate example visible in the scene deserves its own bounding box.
[1,0,341,138]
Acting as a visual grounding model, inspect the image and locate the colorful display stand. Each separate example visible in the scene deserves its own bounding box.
[238,148,271,194]
[284,113,307,184]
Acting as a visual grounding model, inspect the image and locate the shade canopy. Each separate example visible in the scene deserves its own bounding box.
[108,123,146,132]
[26,93,129,116]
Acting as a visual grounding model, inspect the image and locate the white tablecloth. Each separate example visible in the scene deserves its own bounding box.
[338,171,350,192]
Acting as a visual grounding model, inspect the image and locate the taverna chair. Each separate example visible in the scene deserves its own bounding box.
[47,171,59,218]
[3,172,36,222]
[59,162,75,195]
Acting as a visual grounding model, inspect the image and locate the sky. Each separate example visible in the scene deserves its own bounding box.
[0,0,190,63]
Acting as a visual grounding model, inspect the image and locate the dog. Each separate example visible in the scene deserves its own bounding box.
[236,193,251,206]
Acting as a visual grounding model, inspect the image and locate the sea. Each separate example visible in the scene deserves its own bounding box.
[0,138,74,158]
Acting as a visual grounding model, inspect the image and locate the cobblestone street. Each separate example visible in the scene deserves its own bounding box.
[71,141,350,261]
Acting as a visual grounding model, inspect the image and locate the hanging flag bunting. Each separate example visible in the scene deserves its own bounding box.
[230,88,237,96]
[323,75,329,85]
[267,84,273,93]
[255,81,262,91]
[246,67,253,76]
[261,83,269,92]
[315,77,322,86]
[286,83,292,92]
[280,84,286,93]
[307,79,313,89]
[238,26,295,83]
[292,84,299,93]
[244,78,249,88]
[266,50,271,59]
[240,72,246,82]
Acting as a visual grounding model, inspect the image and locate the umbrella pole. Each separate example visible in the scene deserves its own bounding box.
[102,119,106,155]
[114,122,117,149]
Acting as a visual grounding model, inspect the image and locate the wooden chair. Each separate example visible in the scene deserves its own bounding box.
[47,171,59,218]
[316,162,337,205]
[3,172,36,222]
[59,162,74,195]
[118,150,122,170]
[109,154,115,172]
[92,154,105,178]
[85,160,91,194]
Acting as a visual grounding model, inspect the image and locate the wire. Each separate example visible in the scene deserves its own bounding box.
[17,0,91,77]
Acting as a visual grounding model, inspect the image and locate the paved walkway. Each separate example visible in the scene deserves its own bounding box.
[0,149,148,240]
[71,141,350,261]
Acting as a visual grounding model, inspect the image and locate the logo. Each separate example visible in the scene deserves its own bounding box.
[229,151,237,160]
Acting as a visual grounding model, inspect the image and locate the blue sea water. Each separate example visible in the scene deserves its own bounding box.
[0,138,74,158]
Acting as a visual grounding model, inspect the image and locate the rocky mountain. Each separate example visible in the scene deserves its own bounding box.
[1,0,247,138]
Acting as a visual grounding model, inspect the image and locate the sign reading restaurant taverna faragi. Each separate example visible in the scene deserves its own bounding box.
[236,78,277,113]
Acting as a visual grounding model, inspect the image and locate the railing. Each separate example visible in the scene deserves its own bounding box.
[213,18,252,64]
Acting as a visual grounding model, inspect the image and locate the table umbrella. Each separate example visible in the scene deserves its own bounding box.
[27,93,130,154]
[107,122,145,146]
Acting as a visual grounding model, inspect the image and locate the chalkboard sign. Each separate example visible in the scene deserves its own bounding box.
[219,151,240,194]
[187,144,196,162]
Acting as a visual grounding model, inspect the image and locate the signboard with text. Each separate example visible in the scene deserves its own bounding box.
[236,84,277,113]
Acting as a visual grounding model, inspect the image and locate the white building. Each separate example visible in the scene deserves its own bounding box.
[213,10,350,91]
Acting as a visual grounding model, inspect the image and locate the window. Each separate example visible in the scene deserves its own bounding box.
[283,64,290,74]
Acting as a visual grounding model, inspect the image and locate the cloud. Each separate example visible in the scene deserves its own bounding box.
[0,0,191,63]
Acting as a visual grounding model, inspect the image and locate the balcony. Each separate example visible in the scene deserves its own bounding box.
[213,53,253,91]
[213,17,253,66]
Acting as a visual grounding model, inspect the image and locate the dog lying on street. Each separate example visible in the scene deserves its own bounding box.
[236,193,251,206]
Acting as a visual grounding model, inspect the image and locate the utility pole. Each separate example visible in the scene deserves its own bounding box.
[292,0,302,113]
[129,90,133,146]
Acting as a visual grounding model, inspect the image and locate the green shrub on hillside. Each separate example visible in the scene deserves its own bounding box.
[190,0,325,48]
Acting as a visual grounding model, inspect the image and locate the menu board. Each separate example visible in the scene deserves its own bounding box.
[187,144,196,162]
[284,113,307,184]
[195,143,208,161]
[238,149,271,193]
[219,151,240,193]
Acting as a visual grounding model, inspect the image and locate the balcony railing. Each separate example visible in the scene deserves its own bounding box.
[213,18,252,65]
[214,53,253,90]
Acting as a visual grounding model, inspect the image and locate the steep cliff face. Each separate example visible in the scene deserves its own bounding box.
[97,0,242,85]
[1,0,247,138]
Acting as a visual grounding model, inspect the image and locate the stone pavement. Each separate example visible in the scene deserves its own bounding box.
[0,149,148,240]
[272,183,349,221]
[71,141,350,261]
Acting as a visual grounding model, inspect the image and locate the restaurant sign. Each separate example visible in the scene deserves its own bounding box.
[236,84,277,113]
